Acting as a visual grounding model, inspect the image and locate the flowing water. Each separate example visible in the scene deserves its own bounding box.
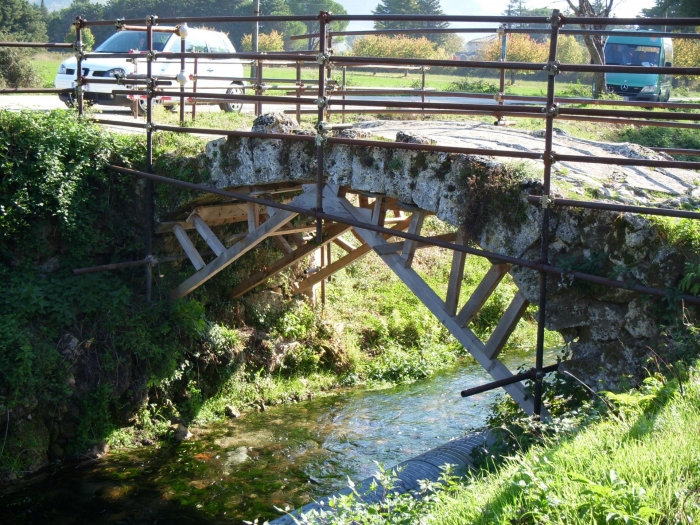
[0,351,555,524]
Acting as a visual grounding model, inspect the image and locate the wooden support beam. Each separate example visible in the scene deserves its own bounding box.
[172,224,205,270]
[371,196,387,227]
[329,191,544,417]
[295,216,413,294]
[400,210,426,268]
[372,233,457,255]
[484,292,530,360]
[170,192,316,299]
[445,231,467,317]
[333,236,355,253]
[189,214,226,256]
[230,221,352,299]
[247,201,260,232]
[272,235,294,255]
[455,263,512,328]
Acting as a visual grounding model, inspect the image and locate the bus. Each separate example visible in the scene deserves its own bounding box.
[603,30,673,102]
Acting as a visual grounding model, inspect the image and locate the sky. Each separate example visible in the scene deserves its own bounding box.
[335,0,659,36]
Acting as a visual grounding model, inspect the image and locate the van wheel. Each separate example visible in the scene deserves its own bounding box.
[662,89,671,103]
[220,83,243,113]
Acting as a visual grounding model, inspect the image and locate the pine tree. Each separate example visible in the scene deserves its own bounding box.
[373,0,420,31]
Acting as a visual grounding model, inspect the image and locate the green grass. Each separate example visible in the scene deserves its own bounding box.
[32,52,69,88]
[302,372,700,524]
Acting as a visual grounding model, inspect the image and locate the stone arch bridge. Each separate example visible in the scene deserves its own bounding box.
[146,114,699,417]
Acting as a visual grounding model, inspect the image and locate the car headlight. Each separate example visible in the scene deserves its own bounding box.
[106,68,126,78]
[640,85,657,93]
[58,63,67,74]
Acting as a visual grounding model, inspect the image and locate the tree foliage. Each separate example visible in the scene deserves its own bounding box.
[641,0,700,30]
[287,0,348,50]
[0,30,40,88]
[372,0,461,51]
[480,33,548,84]
[240,29,284,52]
[0,0,48,41]
[351,34,447,60]
[672,28,700,80]
[64,24,94,51]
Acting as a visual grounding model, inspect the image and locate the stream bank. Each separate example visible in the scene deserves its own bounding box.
[0,350,556,524]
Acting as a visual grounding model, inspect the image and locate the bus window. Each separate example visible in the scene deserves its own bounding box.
[604,44,660,66]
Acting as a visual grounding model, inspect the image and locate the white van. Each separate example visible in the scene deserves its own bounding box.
[54,27,246,113]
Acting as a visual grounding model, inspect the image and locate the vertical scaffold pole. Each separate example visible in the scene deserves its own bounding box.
[179,30,186,126]
[534,9,562,418]
[145,15,156,303]
[75,17,84,117]
[315,11,330,244]
[496,24,507,125]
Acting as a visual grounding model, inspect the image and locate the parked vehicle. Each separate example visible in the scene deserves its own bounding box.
[54,27,246,113]
[603,30,673,102]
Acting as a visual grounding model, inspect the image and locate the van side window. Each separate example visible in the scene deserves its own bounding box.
[185,35,208,53]
[208,35,231,54]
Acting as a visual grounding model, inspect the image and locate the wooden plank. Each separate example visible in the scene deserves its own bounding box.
[230,221,352,299]
[170,191,316,299]
[331,192,543,417]
[333,236,356,253]
[400,210,426,268]
[372,233,458,255]
[455,263,512,328]
[190,214,226,256]
[272,235,294,254]
[484,292,530,360]
[295,216,413,293]
[172,224,206,271]
[247,201,260,232]
[445,231,467,317]
[371,196,386,227]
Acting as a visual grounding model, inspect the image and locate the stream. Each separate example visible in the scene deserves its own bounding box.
[0,350,556,524]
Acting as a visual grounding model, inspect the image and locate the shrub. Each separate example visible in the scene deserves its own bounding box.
[64,26,95,52]
[240,30,285,52]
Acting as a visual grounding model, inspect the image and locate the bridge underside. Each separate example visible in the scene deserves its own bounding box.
[162,182,544,417]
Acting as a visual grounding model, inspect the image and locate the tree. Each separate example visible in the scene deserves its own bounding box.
[233,0,306,50]
[641,0,700,30]
[556,34,589,65]
[564,0,614,98]
[480,33,548,84]
[373,0,420,31]
[0,0,48,41]
[240,29,284,52]
[672,28,700,83]
[64,24,94,51]
[287,0,348,51]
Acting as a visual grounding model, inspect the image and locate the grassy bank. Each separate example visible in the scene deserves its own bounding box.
[299,370,700,524]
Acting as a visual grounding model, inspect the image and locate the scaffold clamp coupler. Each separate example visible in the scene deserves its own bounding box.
[316,53,330,66]
[315,132,328,147]
[540,194,553,209]
[145,50,158,62]
[115,18,125,30]
[545,60,560,76]
[546,103,560,117]
[496,24,506,36]
[146,15,158,26]
[316,121,332,133]
[315,96,328,109]
[145,122,157,132]
[493,92,504,103]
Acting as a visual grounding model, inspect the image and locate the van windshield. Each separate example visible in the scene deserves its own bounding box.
[604,44,660,66]
[95,31,171,53]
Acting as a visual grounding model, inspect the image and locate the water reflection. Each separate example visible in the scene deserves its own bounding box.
[0,350,556,524]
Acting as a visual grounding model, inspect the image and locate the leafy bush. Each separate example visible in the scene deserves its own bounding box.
[616,126,700,162]
[64,26,96,52]
[0,46,39,88]
[445,77,498,94]
[240,30,285,52]
[351,35,448,60]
